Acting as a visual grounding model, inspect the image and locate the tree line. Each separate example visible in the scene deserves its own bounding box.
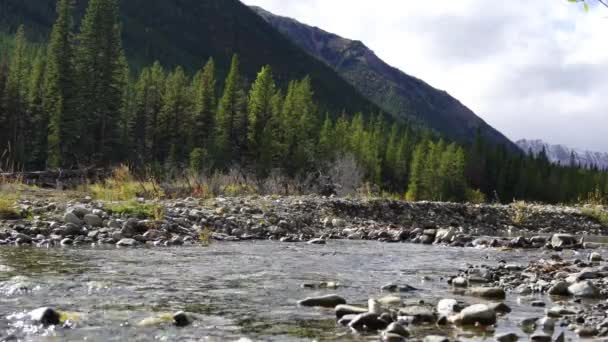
[1,0,607,204]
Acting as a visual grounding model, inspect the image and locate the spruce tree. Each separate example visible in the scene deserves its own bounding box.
[247,65,275,174]
[74,0,125,165]
[27,53,47,169]
[45,0,75,168]
[158,67,191,165]
[192,58,216,152]
[215,54,247,169]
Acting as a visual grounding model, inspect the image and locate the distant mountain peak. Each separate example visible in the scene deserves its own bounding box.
[517,139,608,169]
[251,5,518,151]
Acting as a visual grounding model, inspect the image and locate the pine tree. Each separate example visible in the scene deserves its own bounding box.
[158,66,191,165]
[3,26,30,169]
[74,0,125,165]
[192,58,216,152]
[317,114,334,163]
[215,54,247,169]
[247,65,276,174]
[44,0,76,168]
[406,141,428,201]
[27,53,47,169]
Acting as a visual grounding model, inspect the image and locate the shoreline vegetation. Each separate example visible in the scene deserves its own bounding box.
[1,0,608,207]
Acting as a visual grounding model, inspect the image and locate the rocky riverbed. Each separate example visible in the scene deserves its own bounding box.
[0,195,606,249]
[1,195,608,341]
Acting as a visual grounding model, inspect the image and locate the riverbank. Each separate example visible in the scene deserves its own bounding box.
[0,194,606,249]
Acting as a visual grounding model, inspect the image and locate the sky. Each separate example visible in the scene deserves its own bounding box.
[243,0,608,152]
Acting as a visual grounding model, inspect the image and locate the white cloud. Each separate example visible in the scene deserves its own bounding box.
[243,0,608,152]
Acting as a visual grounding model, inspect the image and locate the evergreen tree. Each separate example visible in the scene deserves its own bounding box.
[215,54,247,169]
[27,53,47,169]
[247,65,276,174]
[192,58,216,152]
[45,0,76,168]
[158,66,191,165]
[74,0,125,165]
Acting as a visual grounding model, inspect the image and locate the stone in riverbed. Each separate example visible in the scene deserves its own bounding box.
[398,305,436,324]
[449,304,496,326]
[576,326,599,337]
[530,332,552,342]
[451,276,468,288]
[381,283,418,292]
[348,312,389,331]
[172,311,191,327]
[83,214,103,227]
[29,307,60,325]
[487,302,511,314]
[335,304,367,318]
[568,281,600,298]
[381,332,406,342]
[495,332,519,342]
[307,238,326,245]
[377,295,402,306]
[468,286,506,299]
[437,299,462,316]
[423,336,449,342]
[589,252,603,262]
[60,238,73,246]
[298,294,346,308]
[547,281,570,296]
[383,322,410,337]
[538,317,554,332]
[337,314,357,326]
[63,212,82,226]
[551,234,577,248]
[116,238,139,247]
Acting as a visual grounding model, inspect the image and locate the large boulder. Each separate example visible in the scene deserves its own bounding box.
[83,214,103,227]
[551,234,577,248]
[568,281,601,298]
[335,304,367,318]
[348,312,389,331]
[63,212,82,226]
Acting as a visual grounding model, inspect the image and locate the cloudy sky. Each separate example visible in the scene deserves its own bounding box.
[243,0,608,152]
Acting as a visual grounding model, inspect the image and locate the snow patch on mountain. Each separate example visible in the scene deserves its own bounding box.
[517,139,608,170]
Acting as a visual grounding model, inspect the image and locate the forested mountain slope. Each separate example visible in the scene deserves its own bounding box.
[251,6,518,150]
[0,0,380,116]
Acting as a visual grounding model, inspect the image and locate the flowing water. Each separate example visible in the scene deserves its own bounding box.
[0,241,587,341]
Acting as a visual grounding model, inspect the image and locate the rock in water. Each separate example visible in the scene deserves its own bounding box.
[449,304,496,326]
[298,294,346,308]
[423,336,449,342]
[383,322,410,337]
[547,281,570,296]
[335,304,367,318]
[437,299,461,316]
[307,238,326,245]
[568,281,600,298]
[348,312,389,331]
[495,332,519,342]
[468,286,506,299]
[172,311,191,327]
[116,238,139,247]
[29,307,61,326]
[550,234,576,248]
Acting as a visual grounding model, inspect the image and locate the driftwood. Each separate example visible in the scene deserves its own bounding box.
[0,169,110,189]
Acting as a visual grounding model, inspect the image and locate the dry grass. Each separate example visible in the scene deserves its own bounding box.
[581,206,608,227]
[0,192,20,219]
[86,165,163,201]
[511,200,529,225]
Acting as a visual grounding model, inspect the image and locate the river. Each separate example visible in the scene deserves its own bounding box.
[0,241,585,341]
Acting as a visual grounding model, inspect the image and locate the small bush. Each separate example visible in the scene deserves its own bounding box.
[511,201,528,225]
[581,206,608,227]
[104,201,164,220]
[88,165,162,201]
[0,193,20,219]
[466,189,486,204]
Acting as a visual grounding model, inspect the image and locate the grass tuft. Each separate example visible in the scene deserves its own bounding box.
[87,165,163,201]
[104,201,164,220]
[0,193,20,219]
[581,206,608,227]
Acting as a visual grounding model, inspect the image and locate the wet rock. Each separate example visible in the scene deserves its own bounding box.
[531,301,546,307]
[568,281,600,298]
[589,252,603,262]
[337,314,357,326]
[381,332,406,342]
[451,276,468,288]
[437,299,461,316]
[368,299,385,314]
[548,281,570,296]
[335,304,367,318]
[377,295,402,306]
[60,238,73,246]
[495,332,519,342]
[63,223,83,236]
[577,326,598,337]
[423,336,449,342]
[116,238,139,247]
[298,294,346,308]
[538,317,555,332]
[488,302,511,314]
[435,228,456,243]
[468,286,506,299]
[381,283,418,292]
[449,304,496,326]
[547,305,576,317]
[349,312,389,331]
[551,234,576,248]
[530,332,552,342]
[83,214,103,227]
[398,305,436,324]
[172,311,191,327]
[383,322,410,337]
[29,307,60,326]
[307,238,326,245]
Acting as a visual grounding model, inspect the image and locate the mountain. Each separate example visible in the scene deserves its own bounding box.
[0,0,381,116]
[251,6,518,150]
[517,139,608,169]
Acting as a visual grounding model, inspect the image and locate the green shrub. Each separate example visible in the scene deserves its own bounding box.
[105,201,164,220]
[581,206,608,227]
[0,193,20,219]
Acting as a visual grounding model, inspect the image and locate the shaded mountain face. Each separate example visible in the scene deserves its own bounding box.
[251,6,518,150]
[517,139,608,170]
[0,0,381,116]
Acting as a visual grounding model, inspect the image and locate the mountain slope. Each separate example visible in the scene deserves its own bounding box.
[517,139,608,169]
[251,6,517,150]
[0,0,381,116]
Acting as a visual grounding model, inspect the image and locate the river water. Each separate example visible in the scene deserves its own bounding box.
[0,241,583,341]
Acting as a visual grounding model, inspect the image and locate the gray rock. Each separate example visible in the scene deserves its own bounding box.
[337,314,357,326]
[298,294,346,308]
[423,336,449,342]
[451,276,468,288]
[398,305,436,324]
[551,234,576,248]
[488,302,511,314]
[538,317,555,332]
[335,304,367,318]
[449,304,496,326]
[468,286,506,299]
[495,332,519,342]
[383,322,410,337]
[381,283,418,292]
[83,214,103,227]
[530,333,551,342]
[381,332,406,342]
[547,281,570,296]
[60,238,73,246]
[568,281,600,298]
[29,307,60,325]
[589,252,603,262]
[307,238,326,245]
[348,312,389,331]
[63,212,82,226]
[116,238,139,247]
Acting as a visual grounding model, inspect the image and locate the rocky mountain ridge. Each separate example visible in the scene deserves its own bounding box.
[517,139,608,169]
